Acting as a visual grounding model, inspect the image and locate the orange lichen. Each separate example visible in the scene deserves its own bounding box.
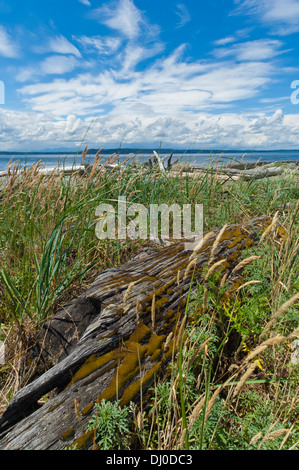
[119,362,160,406]
[67,353,122,387]
[61,427,75,441]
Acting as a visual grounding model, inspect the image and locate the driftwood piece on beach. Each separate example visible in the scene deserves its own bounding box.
[216,161,297,170]
[148,152,179,171]
[0,216,286,450]
[208,165,285,181]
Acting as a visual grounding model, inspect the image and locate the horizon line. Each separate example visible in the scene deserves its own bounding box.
[1,148,299,155]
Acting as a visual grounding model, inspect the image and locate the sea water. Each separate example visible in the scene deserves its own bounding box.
[0,149,298,172]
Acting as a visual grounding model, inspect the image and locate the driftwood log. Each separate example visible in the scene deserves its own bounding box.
[0,216,285,450]
[214,165,285,181]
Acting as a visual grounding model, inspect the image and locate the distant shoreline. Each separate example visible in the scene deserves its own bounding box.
[0,149,298,172]
[1,148,299,156]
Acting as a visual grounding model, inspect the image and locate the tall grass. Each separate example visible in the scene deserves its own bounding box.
[0,151,298,448]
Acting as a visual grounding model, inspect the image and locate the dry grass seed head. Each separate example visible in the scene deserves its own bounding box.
[259,428,289,448]
[123,282,136,304]
[189,231,213,260]
[232,362,258,398]
[183,259,197,280]
[151,294,156,330]
[81,145,88,164]
[175,315,187,350]
[204,258,227,281]
[261,292,299,338]
[259,211,279,245]
[208,224,228,266]
[231,255,261,274]
[234,280,262,293]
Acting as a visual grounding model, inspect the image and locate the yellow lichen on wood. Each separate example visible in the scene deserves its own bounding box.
[67,353,122,387]
[81,403,94,416]
[96,342,148,402]
[69,428,94,450]
[129,322,151,343]
[61,427,75,441]
[92,328,166,405]
[119,362,160,406]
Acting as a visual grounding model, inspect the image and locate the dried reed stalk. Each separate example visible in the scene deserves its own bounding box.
[203,259,227,281]
[259,428,288,447]
[177,269,181,286]
[188,395,206,429]
[123,282,135,304]
[234,280,261,293]
[249,432,263,446]
[259,211,279,245]
[208,224,228,266]
[163,332,173,352]
[175,315,187,350]
[183,259,197,280]
[202,288,208,313]
[136,298,140,323]
[81,145,88,164]
[260,292,299,338]
[231,255,261,274]
[189,231,213,260]
[179,428,187,450]
[151,294,156,330]
[232,362,258,398]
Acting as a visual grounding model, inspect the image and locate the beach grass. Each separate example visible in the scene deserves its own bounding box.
[0,151,298,450]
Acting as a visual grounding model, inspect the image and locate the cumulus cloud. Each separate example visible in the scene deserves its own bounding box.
[1,107,299,151]
[2,0,297,153]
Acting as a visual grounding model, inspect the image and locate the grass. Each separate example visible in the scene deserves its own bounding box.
[0,150,298,450]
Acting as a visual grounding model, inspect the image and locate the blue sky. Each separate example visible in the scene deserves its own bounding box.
[0,0,299,151]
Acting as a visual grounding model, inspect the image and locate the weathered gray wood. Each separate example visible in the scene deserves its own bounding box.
[230,166,283,180]
[0,216,285,450]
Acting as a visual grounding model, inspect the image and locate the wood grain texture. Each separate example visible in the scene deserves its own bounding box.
[0,215,285,450]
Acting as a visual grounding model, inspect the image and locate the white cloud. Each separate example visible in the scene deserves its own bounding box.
[11,35,290,150]
[40,55,80,75]
[15,55,89,82]
[34,34,82,58]
[90,0,159,40]
[213,39,284,61]
[260,96,289,103]
[214,36,237,46]
[78,0,91,5]
[15,41,277,122]
[0,26,19,58]
[74,35,121,55]
[1,107,299,151]
[15,67,35,83]
[233,0,299,35]
[2,1,296,152]
[118,41,165,74]
[175,3,191,28]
